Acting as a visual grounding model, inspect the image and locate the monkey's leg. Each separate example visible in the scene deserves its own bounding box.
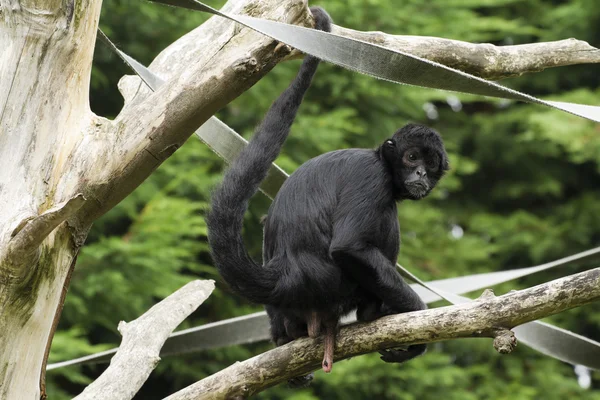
[284,315,309,340]
[265,307,314,388]
[357,298,427,363]
[331,246,426,314]
[285,314,315,388]
[306,311,321,338]
[266,305,293,346]
[356,294,384,322]
[331,247,428,363]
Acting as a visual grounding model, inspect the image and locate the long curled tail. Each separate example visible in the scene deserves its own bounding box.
[206,8,332,304]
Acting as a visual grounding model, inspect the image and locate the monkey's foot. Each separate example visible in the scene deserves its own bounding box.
[379,344,427,363]
[287,373,314,389]
[322,355,333,373]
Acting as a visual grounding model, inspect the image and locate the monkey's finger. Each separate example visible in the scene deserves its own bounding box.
[379,347,419,363]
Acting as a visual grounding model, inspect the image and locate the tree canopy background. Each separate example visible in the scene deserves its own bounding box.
[47,0,600,398]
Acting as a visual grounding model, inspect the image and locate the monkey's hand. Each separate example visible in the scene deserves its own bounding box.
[309,6,333,33]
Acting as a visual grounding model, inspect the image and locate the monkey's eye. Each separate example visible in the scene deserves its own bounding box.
[408,152,418,161]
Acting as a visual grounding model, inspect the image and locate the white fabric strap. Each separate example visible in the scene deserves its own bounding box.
[84,29,600,372]
[150,0,600,123]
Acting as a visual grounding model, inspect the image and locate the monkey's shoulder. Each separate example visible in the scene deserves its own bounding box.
[287,149,393,201]
[269,149,395,224]
[292,148,389,183]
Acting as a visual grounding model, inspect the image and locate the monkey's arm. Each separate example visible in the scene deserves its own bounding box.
[328,200,425,313]
[329,212,428,364]
[330,242,425,313]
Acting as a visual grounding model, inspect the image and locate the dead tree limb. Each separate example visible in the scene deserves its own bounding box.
[165,268,600,400]
[329,27,600,80]
[74,280,215,400]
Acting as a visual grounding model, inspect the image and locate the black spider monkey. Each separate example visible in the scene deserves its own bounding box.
[207,6,449,386]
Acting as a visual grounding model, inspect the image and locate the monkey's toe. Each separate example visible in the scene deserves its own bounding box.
[287,373,314,389]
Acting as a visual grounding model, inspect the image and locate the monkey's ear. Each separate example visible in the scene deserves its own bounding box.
[385,139,395,146]
[442,158,450,171]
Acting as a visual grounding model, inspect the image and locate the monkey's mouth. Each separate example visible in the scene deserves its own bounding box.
[405,181,430,199]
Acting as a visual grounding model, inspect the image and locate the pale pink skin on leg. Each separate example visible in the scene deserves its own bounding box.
[322,322,337,373]
[307,311,321,338]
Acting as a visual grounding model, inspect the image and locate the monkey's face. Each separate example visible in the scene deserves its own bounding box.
[382,123,449,200]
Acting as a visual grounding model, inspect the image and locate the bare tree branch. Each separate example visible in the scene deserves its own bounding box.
[165,268,600,400]
[330,27,600,80]
[79,0,600,226]
[74,0,314,226]
[74,280,215,400]
[1,194,86,277]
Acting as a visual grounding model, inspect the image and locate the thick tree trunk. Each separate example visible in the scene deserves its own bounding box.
[0,0,310,397]
[0,1,102,398]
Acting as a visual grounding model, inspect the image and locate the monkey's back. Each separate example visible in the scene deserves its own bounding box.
[262,149,398,309]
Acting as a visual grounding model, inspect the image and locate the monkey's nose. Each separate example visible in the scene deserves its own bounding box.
[416,166,427,177]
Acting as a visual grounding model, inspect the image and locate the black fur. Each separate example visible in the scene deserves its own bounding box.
[207,6,449,382]
[207,8,332,305]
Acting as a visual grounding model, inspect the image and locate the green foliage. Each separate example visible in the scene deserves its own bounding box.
[48,0,600,398]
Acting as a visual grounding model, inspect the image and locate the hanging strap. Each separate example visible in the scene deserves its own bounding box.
[148,0,600,123]
[95,30,600,370]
